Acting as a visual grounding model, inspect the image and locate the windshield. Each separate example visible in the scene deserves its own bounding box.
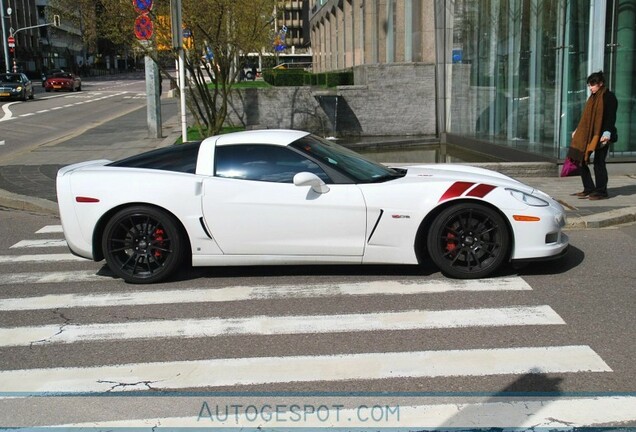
[1,74,21,83]
[290,134,405,183]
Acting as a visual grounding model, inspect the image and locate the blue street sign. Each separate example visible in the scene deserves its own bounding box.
[183,29,192,38]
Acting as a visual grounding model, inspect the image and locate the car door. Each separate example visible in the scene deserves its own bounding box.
[201,144,367,256]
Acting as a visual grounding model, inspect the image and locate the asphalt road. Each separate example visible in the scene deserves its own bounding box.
[0,77,148,162]
[0,206,634,427]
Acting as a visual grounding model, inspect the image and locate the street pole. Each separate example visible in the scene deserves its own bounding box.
[170,0,187,143]
[0,0,9,73]
[145,53,162,138]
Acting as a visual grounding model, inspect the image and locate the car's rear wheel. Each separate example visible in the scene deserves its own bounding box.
[426,202,509,279]
[102,206,185,284]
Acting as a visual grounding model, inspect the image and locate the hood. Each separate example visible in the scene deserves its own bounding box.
[0,83,22,90]
[398,163,535,194]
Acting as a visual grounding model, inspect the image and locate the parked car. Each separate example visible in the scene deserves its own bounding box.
[0,73,34,101]
[57,129,569,284]
[44,72,82,92]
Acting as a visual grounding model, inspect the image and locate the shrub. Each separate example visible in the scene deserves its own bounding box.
[263,69,354,87]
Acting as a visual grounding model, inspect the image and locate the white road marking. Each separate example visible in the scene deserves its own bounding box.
[52,397,636,428]
[0,253,84,264]
[0,270,106,285]
[0,346,611,392]
[0,306,564,347]
[35,225,63,234]
[0,277,532,310]
[0,140,4,145]
[0,102,18,122]
[0,92,132,122]
[10,239,67,248]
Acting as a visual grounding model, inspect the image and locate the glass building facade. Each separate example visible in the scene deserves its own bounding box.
[445,0,636,160]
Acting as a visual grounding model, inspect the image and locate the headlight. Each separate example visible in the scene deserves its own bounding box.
[506,188,549,207]
[15,86,23,92]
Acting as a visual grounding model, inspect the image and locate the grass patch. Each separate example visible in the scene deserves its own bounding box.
[175,126,245,144]
[206,80,271,90]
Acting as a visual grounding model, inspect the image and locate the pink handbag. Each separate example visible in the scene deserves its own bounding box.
[560,158,580,177]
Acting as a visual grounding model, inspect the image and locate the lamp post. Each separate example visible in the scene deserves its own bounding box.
[1,0,10,73]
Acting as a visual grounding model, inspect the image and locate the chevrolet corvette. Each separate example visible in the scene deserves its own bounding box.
[56,129,568,283]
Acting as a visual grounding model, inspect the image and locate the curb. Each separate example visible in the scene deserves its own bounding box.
[566,206,636,229]
[0,189,58,216]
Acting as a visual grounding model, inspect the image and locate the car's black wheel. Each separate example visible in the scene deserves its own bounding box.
[426,202,510,279]
[102,206,185,284]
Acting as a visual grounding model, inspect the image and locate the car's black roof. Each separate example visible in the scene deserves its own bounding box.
[108,142,202,174]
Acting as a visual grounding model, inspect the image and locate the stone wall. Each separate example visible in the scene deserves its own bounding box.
[224,63,437,137]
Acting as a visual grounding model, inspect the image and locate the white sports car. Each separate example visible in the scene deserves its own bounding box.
[57,129,568,284]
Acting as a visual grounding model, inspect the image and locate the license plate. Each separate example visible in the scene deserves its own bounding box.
[53,85,62,89]
[0,93,9,97]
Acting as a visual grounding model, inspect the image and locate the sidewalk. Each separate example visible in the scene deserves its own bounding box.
[0,101,635,228]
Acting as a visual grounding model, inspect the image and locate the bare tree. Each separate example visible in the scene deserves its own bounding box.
[49,0,277,137]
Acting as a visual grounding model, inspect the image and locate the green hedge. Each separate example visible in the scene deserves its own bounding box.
[262,69,311,86]
[311,71,354,87]
[263,69,353,87]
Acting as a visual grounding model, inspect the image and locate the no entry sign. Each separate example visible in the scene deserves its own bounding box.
[7,36,15,47]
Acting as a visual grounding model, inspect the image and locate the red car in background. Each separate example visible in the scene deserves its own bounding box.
[44,72,82,92]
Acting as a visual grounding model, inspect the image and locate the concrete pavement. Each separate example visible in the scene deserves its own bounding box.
[0,96,635,228]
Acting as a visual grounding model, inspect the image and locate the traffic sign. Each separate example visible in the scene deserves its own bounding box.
[134,15,153,40]
[7,36,15,47]
[133,0,153,14]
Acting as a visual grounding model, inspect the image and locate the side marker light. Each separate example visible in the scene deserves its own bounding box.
[513,215,541,222]
[75,196,100,203]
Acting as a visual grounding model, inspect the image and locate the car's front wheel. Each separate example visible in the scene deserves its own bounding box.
[102,206,185,284]
[426,202,510,279]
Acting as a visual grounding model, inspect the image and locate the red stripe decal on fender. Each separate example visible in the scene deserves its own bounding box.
[467,183,496,198]
[438,181,474,203]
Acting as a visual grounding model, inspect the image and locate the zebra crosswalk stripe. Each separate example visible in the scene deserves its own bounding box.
[35,225,64,234]
[0,253,85,264]
[0,346,611,393]
[0,277,532,309]
[10,239,67,248]
[0,305,565,347]
[0,270,106,285]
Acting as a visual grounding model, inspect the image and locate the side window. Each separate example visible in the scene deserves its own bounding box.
[214,144,330,183]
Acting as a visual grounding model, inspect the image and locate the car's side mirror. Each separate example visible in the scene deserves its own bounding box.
[293,172,330,194]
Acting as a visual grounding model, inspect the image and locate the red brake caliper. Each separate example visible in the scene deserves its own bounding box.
[445,232,456,252]
[153,228,164,258]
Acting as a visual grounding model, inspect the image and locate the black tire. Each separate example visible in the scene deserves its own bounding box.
[426,202,510,279]
[102,206,186,283]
